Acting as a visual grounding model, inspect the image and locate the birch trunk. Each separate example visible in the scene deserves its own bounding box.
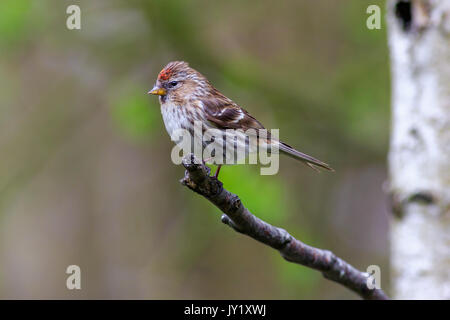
[388,0,450,299]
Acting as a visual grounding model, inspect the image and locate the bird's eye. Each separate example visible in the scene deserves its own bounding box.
[169,81,178,87]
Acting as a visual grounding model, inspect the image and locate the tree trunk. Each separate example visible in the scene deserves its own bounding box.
[388,0,450,299]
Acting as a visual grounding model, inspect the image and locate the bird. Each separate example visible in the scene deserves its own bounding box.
[148,61,333,178]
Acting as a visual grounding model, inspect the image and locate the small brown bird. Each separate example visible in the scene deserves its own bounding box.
[149,61,333,178]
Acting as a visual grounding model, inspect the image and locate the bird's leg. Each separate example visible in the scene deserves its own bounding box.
[214,165,222,179]
[202,157,213,176]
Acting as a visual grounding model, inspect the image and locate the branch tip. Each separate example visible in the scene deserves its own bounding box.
[179,154,389,300]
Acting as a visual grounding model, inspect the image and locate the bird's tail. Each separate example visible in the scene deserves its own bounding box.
[278,141,334,172]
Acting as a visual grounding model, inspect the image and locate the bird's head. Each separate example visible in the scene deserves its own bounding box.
[148,61,208,104]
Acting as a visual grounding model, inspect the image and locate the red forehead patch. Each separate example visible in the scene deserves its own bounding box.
[158,67,173,81]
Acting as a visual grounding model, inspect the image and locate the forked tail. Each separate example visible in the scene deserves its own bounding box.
[278,141,334,172]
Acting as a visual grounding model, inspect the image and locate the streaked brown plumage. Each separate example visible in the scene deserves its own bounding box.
[149,61,333,177]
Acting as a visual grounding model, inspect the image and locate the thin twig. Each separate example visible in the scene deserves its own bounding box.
[180,154,389,300]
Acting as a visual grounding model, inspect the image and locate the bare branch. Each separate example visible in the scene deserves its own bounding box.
[180,154,389,300]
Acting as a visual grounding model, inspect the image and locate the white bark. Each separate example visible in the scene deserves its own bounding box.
[388,0,450,299]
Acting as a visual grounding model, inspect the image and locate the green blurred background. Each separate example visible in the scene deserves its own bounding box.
[0,0,390,299]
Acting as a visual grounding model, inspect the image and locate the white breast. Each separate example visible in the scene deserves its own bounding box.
[160,102,192,139]
[160,101,253,165]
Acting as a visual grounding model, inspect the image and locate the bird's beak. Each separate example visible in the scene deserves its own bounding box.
[148,85,166,96]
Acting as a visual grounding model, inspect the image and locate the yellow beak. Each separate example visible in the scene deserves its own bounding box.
[148,85,166,96]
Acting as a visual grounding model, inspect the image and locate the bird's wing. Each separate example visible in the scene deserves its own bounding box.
[197,95,333,172]
[198,94,265,131]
